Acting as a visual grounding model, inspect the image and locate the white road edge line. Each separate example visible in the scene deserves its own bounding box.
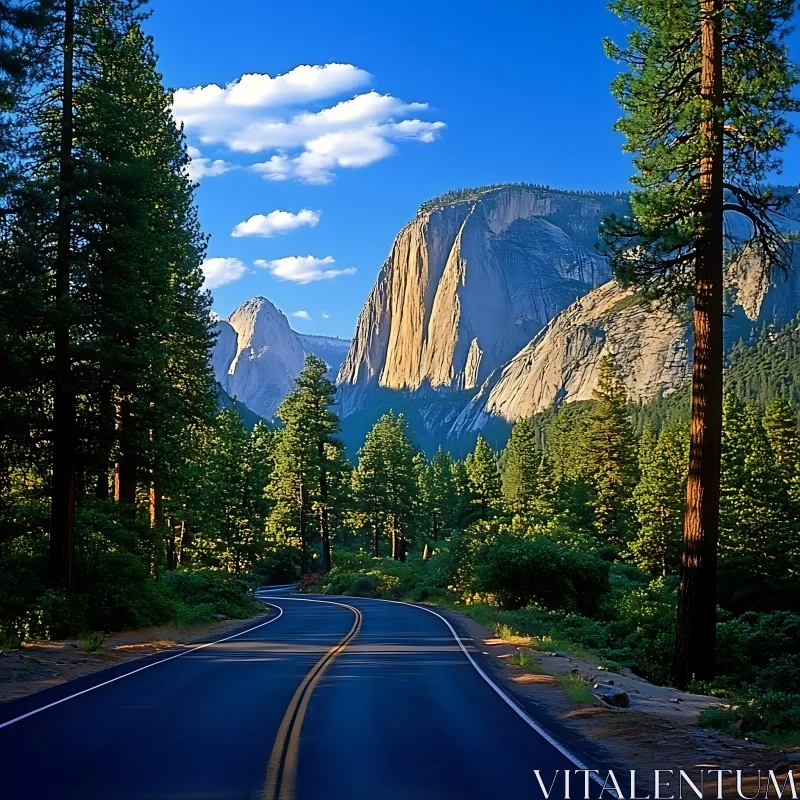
[0,604,284,730]
[259,592,601,783]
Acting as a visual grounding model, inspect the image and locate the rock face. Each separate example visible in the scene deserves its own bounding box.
[451,282,691,434]
[212,297,350,420]
[337,185,627,419]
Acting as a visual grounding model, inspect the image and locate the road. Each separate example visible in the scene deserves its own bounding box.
[0,593,607,799]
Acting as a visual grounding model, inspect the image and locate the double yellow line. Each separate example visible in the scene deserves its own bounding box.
[262,602,362,800]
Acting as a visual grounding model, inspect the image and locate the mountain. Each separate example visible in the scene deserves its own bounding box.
[336,184,628,449]
[212,297,350,420]
[337,183,800,453]
[450,281,691,436]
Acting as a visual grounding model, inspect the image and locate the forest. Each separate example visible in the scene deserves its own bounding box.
[1,0,799,752]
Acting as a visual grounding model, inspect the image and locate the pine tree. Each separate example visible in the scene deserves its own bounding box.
[465,435,501,520]
[631,423,689,576]
[352,413,417,560]
[603,0,800,686]
[502,417,554,527]
[266,356,341,573]
[762,395,799,485]
[719,395,797,611]
[414,447,457,550]
[583,356,639,547]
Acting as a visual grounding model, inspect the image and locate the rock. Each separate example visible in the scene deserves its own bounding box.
[450,281,691,435]
[212,613,228,622]
[593,683,630,709]
[212,297,350,421]
[337,185,618,436]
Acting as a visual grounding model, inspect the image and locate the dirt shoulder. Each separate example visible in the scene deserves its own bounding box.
[0,614,264,707]
[438,606,796,788]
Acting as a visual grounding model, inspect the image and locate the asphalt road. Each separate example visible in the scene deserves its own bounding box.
[0,593,606,800]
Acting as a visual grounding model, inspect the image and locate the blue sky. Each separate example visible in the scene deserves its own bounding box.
[145,0,800,340]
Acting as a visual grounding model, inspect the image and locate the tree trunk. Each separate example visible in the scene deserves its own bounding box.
[49,0,76,591]
[179,518,191,566]
[391,515,399,560]
[372,521,379,558]
[318,441,331,572]
[399,536,407,563]
[299,484,309,574]
[113,399,137,504]
[166,527,176,571]
[675,0,724,689]
[432,511,439,544]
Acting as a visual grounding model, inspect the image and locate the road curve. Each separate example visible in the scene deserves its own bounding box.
[0,593,607,799]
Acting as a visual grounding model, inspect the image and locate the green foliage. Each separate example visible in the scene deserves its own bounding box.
[561,673,592,704]
[726,317,800,406]
[501,418,555,527]
[351,412,418,559]
[473,533,610,614]
[161,569,258,620]
[602,0,799,299]
[583,356,639,546]
[267,356,344,573]
[81,631,105,653]
[465,435,502,520]
[631,422,689,575]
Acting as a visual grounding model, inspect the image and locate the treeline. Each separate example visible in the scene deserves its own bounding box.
[418,183,630,214]
[0,1,255,638]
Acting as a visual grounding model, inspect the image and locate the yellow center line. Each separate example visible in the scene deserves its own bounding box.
[262,602,363,800]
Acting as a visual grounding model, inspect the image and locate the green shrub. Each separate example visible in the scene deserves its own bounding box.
[473,533,609,612]
[81,631,105,653]
[162,569,258,619]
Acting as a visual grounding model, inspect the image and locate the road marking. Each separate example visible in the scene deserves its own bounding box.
[263,593,601,784]
[0,605,284,731]
[261,598,362,800]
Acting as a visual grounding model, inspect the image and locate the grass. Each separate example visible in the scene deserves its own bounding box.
[508,650,542,672]
[175,603,214,630]
[81,631,105,653]
[757,730,800,750]
[561,673,593,704]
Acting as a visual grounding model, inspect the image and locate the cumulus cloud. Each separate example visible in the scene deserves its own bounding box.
[201,257,247,290]
[291,310,312,321]
[186,146,234,181]
[174,65,445,184]
[254,255,356,284]
[321,311,330,319]
[232,208,320,238]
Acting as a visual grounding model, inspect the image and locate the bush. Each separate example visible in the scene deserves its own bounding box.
[162,569,258,620]
[246,545,301,588]
[81,631,105,653]
[175,603,215,629]
[473,533,609,612]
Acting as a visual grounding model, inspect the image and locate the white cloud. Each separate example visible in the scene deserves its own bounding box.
[186,146,234,181]
[201,257,247,290]
[174,66,445,184]
[254,255,356,284]
[232,208,320,238]
[321,311,330,319]
[291,310,312,321]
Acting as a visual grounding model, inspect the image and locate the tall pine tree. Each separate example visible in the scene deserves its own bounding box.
[602,0,800,686]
